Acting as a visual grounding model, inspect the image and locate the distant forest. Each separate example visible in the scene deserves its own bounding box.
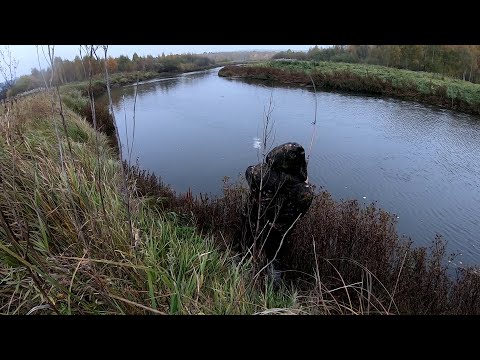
[273,45,480,83]
[2,52,218,98]
[203,50,278,62]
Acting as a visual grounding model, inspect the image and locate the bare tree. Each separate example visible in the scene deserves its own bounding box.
[0,45,19,89]
[306,74,318,165]
[101,45,135,247]
[36,45,87,249]
[78,45,107,218]
[241,93,277,262]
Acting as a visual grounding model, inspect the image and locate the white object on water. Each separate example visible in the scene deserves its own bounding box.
[362,196,367,199]
[253,137,261,149]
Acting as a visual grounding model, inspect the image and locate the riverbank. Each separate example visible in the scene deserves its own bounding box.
[0,92,298,314]
[62,64,222,98]
[1,90,480,314]
[58,66,226,149]
[219,60,480,116]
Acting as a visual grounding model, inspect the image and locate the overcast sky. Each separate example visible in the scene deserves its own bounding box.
[3,45,315,77]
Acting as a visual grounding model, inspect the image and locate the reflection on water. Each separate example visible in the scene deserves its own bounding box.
[105,67,480,266]
[109,70,214,104]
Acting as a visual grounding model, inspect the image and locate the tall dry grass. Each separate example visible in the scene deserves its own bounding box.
[128,163,480,314]
[0,93,299,314]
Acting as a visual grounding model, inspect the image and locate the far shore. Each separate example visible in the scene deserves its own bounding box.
[218,61,480,117]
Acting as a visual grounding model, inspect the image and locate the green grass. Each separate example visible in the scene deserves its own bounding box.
[60,71,161,98]
[218,60,480,115]
[258,60,480,104]
[0,93,299,314]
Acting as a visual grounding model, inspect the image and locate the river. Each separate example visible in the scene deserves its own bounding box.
[106,67,480,266]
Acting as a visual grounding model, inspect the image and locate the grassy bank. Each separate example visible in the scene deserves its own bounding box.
[61,65,220,98]
[61,71,160,97]
[219,60,480,116]
[0,93,298,314]
[1,90,480,315]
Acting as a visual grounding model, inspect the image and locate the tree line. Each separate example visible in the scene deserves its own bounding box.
[273,45,480,83]
[2,52,216,99]
[203,50,278,62]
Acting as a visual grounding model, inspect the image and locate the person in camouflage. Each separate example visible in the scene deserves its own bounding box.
[244,142,314,267]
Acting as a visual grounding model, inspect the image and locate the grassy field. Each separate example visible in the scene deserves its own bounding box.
[219,60,480,115]
[1,87,480,315]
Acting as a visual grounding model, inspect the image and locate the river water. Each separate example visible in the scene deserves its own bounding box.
[107,67,480,266]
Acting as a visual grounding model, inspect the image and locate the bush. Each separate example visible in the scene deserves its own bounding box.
[61,88,89,114]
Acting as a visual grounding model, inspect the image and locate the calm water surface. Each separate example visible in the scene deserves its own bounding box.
[106,68,480,266]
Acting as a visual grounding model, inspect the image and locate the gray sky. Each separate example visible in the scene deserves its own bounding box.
[4,45,315,77]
